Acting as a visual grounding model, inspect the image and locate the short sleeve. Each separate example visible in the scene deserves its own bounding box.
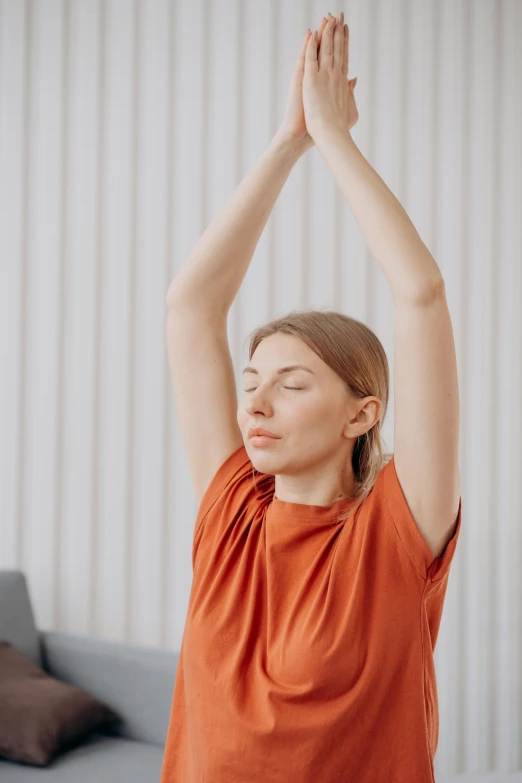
[195,444,251,529]
[381,455,462,582]
[191,444,272,571]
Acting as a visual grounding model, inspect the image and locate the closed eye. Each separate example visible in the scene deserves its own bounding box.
[244,387,304,392]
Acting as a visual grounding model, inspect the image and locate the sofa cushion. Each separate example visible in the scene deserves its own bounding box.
[0,641,122,766]
[0,733,164,782]
[0,571,40,667]
[39,629,178,746]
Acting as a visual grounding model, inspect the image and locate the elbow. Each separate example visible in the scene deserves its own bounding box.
[417,276,446,307]
[394,276,446,308]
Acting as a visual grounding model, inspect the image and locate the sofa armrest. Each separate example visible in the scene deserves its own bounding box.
[38,629,178,747]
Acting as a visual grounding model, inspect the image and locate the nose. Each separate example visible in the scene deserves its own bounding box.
[244,387,271,413]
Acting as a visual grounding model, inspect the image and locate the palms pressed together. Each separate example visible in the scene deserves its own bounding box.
[281,10,358,150]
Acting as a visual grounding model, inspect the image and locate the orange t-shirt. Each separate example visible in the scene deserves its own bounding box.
[159,445,462,783]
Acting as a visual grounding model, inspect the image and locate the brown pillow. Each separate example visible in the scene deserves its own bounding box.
[0,640,122,766]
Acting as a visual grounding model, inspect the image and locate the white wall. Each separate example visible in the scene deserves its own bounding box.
[0,0,521,775]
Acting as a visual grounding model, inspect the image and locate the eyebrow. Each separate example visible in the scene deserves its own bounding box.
[242,364,315,376]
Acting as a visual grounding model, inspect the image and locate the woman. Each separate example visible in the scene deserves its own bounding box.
[160,11,462,782]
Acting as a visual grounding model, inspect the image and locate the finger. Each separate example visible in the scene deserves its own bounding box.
[305,30,318,70]
[342,27,349,78]
[333,11,344,72]
[343,24,349,79]
[319,16,336,70]
[296,29,311,69]
[293,30,312,85]
[316,16,328,48]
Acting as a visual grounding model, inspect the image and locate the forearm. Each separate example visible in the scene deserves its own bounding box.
[313,123,443,305]
[166,132,306,315]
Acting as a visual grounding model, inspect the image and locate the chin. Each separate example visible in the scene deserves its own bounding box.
[249,449,288,475]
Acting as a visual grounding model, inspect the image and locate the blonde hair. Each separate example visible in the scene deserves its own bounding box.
[244,308,393,522]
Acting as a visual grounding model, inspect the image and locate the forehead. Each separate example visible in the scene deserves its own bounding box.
[244,333,319,374]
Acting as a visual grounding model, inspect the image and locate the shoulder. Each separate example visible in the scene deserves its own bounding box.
[193,444,273,538]
[352,455,461,583]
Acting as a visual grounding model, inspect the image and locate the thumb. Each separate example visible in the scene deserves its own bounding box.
[294,29,311,78]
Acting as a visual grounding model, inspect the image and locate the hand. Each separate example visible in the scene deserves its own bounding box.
[277,16,331,152]
[302,11,358,142]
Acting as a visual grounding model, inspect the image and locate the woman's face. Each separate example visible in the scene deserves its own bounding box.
[237,333,362,481]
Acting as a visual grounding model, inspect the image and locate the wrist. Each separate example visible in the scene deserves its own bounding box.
[271,129,311,160]
[311,121,355,150]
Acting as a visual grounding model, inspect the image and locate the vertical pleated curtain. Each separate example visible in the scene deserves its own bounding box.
[0,0,520,776]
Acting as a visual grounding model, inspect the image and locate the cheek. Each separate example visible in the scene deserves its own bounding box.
[291,395,326,421]
[297,401,343,437]
[237,405,250,433]
[286,404,335,443]
[288,394,326,425]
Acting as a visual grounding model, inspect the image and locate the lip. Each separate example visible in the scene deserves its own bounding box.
[248,427,281,439]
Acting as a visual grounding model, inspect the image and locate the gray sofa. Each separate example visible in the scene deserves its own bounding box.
[0,569,176,781]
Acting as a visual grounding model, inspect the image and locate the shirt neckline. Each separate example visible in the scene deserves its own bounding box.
[267,492,358,524]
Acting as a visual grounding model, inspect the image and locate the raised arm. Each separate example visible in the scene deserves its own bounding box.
[165,132,305,505]
[302,13,460,559]
[166,133,303,313]
[303,12,442,304]
[166,20,331,313]
[165,26,337,505]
